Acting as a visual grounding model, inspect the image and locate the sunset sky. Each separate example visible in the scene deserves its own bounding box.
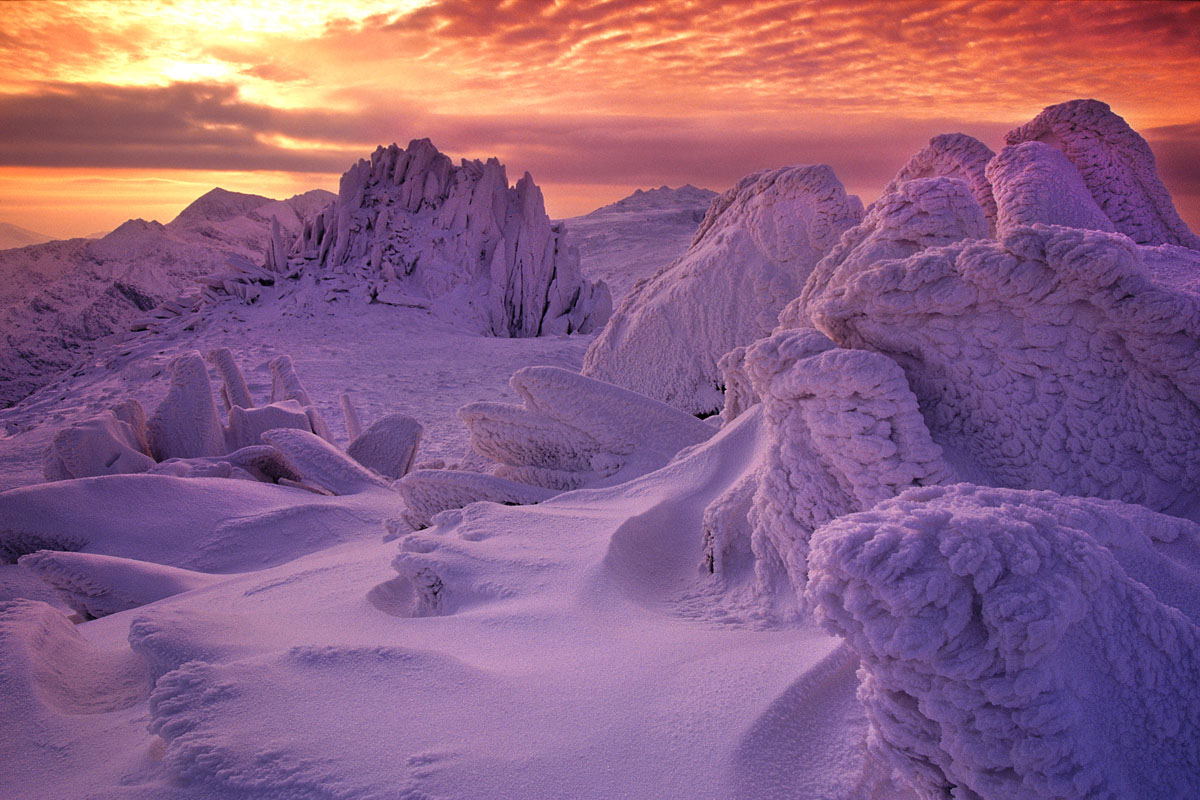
[1,0,1198,238]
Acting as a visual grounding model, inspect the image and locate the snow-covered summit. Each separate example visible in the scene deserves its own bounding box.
[255,139,611,337]
[559,185,717,303]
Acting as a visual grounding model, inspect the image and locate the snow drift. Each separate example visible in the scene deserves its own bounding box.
[582,164,863,416]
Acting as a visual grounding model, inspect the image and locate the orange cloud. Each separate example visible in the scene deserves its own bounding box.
[1,0,1198,236]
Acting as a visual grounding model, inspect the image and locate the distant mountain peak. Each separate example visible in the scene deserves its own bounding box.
[169,187,275,228]
[0,221,54,250]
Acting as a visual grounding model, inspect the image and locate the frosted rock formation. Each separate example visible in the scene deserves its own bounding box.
[42,409,155,481]
[146,352,225,461]
[18,550,222,619]
[224,401,313,452]
[395,469,557,530]
[987,141,1116,236]
[261,428,390,495]
[283,139,610,336]
[809,484,1200,800]
[459,366,715,491]
[806,223,1200,514]
[207,347,254,410]
[1005,99,1200,249]
[582,164,863,415]
[880,132,998,232]
[781,176,989,330]
[742,329,952,600]
[346,413,422,479]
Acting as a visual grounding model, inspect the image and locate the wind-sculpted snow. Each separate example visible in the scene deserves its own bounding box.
[987,141,1117,236]
[17,550,221,619]
[582,164,863,415]
[807,223,1200,514]
[1006,99,1200,249]
[250,139,611,337]
[880,133,997,232]
[781,176,990,330]
[808,484,1200,799]
[741,329,952,604]
[41,408,155,481]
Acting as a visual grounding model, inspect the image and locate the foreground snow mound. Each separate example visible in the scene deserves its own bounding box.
[1005,99,1200,249]
[261,139,611,336]
[807,223,1200,514]
[582,164,863,415]
[17,550,221,619]
[809,484,1200,800]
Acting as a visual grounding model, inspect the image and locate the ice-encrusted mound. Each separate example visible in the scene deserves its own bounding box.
[808,484,1200,799]
[1006,99,1200,249]
[987,141,1116,236]
[880,133,997,231]
[780,176,989,330]
[267,139,610,336]
[807,223,1200,514]
[740,329,952,603]
[41,408,155,481]
[582,164,863,415]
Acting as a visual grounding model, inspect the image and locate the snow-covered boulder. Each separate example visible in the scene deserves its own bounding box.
[581,165,863,416]
[806,223,1200,514]
[273,139,610,336]
[780,176,989,330]
[42,409,155,481]
[809,483,1200,800]
[987,141,1116,236]
[346,413,422,479]
[1005,98,1200,249]
[146,352,226,461]
[879,132,998,232]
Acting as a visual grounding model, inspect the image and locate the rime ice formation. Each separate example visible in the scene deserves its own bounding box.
[582,164,863,415]
[987,141,1116,235]
[37,348,403,495]
[880,133,998,232]
[146,352,226,460]
[806,224,1200,514]
[1006,99,1200,249]
[808,484,1200,800]
[252,139,611,336]
[346,413,422,479]
[738,329,952,602]
[396,469,557,530]
[18,551,222,619]
[781,176,990,330]
[394,366,713,528]
[460,366,714,491]
[42,409,155,481]
[0,188,333,407]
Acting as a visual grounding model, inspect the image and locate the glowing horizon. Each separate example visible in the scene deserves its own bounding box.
[1,0,1198,238]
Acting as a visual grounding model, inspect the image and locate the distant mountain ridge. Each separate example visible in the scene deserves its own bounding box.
[0,222,54,250]
[0,187,334,408]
